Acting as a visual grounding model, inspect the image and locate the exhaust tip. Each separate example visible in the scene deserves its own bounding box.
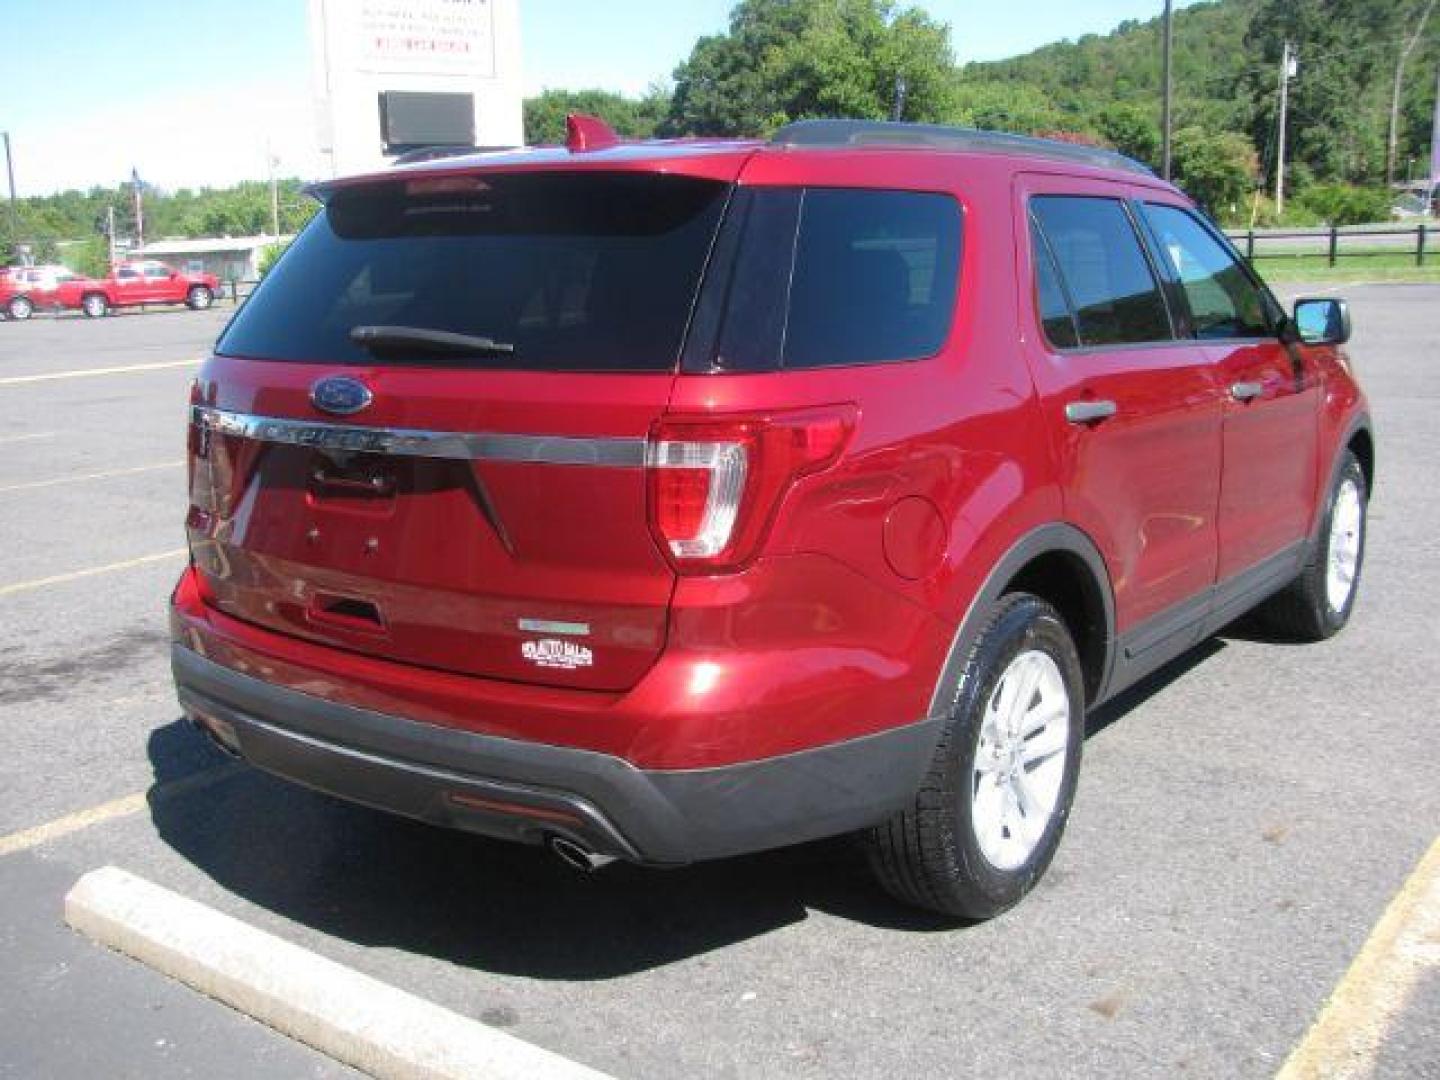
[547,835,617,873]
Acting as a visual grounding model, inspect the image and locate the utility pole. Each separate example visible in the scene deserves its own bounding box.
[1161,0,1174,179]
[131,168,144,250]
[2,131,17,242]
[891,74,908,123]
[1387,0,1436,186]
[1431,64,1440,211]
[106,205,116,269]
[267,143,280,237]
[1274,40,1295,216]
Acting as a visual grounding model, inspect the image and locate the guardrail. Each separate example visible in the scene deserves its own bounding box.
[1224,223,1431,267]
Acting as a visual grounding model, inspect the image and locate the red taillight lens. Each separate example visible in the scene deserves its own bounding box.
[647,405,856,572]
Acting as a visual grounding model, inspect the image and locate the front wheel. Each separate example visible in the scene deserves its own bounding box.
[186,285,213,310]
[863,593,1085,919]
[1253,449,1367,641]
[81,293,109,319]
[7,296,34,321]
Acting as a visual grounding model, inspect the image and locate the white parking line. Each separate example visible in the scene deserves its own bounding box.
[1277,835,1440,1079]
[0,460,184,494]
[0,762,239,858]
[0,548,187,598]
[66,867,614,1080]
[0,359,199,386]
[0,432,56,445]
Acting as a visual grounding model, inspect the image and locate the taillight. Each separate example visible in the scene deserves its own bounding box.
[647,405,856,572]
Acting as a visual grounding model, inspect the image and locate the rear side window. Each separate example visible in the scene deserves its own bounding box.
[1029,196,1172,347]
[1139,203,1275,339]
[217,173,730,371]
[686,187,961,371]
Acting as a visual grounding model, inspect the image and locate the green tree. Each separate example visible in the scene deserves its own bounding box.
[64,237,110,278]
[950,81,1069,135]
[1244,0,1405,184]
[1295,183,1393,225]
[663,0,955,136]
[257,240,291,277]
[523,88,666,144]
[1094,103,1160,165]
[1172,127,1258,217]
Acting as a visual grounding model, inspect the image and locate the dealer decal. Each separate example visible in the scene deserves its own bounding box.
[521,638,594,670]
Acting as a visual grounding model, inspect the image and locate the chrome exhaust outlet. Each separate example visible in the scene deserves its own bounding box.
[547,835,618,873]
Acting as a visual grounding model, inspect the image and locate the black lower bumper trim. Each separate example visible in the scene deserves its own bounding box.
[171,645,942,864]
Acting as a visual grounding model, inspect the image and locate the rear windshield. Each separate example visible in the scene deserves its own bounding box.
[217,172,730,371]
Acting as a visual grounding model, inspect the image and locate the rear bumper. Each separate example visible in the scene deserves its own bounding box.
[173,645,941,864]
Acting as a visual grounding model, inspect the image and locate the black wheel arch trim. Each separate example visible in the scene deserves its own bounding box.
[1336,411,1374,494]
[928,522,1117,720]
[1313,411,1374,546]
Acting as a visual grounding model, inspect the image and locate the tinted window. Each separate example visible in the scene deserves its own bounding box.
[1030,217,1078,349]
[690,188,961,371]
[1030,196,1171,346]
[217,173,729,371]
[117,267,139,279]
[1141,204,1273,339]
[144,265,170,278]
[784,190,960,368]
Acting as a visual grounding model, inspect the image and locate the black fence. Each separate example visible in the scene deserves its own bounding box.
[1225,223,1431,267]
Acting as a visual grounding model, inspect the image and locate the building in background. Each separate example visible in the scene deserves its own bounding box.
[128,235,289,282]
[309,0,524,178]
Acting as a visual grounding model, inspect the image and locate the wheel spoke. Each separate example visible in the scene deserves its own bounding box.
[1012,771,1043,830]
[1022,724,1067,766]
[1021,699,1066,737]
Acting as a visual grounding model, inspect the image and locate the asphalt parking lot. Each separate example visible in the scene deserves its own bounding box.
[1,290,1437,1079]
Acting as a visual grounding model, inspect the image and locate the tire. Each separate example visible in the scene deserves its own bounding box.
[1253,449,1367,641]
[81,293,109,319]
[863,593,1085,919]
[7,296,34,321]
[186,285,213,311]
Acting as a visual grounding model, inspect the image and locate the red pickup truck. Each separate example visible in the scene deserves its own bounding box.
[58,260,220,317]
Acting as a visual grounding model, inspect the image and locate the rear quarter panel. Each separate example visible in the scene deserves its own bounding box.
[670,150,1063,641]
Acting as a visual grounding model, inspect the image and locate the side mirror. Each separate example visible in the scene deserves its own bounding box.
[1289,297,1351,346]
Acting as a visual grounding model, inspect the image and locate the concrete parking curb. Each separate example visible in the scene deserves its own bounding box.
[64,866,614,1080]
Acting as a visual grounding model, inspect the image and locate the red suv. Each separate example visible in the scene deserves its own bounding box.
[58,260,219,317]
[171,118,1371,918]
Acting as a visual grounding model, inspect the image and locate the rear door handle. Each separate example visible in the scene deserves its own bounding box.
[1065,399,1118,424]
[1230,381,1264,402]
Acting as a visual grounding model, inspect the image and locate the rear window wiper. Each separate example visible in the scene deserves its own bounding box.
[349,325,516,357]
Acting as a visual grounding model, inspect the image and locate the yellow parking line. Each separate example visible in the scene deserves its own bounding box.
[0,460,184,494]
[0,762,239,858]
[0,548,187,598]
[0,359,199,386]
[1276,835,1440,1079]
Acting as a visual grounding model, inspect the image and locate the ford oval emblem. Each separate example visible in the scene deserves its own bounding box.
[310,376,373,416]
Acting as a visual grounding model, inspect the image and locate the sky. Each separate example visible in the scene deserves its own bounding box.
[1,0,1197,195]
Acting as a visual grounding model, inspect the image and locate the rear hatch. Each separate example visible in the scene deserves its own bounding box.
[187,167,737,691]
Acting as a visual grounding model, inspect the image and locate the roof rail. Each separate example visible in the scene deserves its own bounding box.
[769,120,1154,176]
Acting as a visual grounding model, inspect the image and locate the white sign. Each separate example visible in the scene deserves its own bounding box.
[352,0,496,77]
[521,639,595,671]
[310,0,522,178]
